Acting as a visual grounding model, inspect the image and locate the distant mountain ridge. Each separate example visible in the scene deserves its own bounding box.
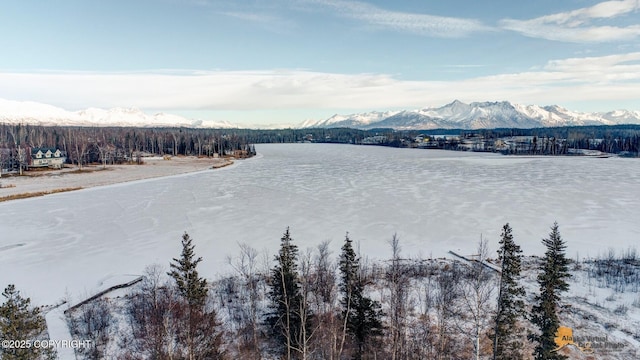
[2,98,639,130]
[303,100,640,130]
[0,99,237,128]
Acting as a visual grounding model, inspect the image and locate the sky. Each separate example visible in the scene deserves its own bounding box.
[1,0,639,126]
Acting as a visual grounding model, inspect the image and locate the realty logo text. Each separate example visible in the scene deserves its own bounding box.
[553,326,624,354]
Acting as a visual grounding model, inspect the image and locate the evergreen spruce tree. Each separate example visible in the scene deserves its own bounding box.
[530,222,571,360]
[169,232,208,308]
[0,284,56,360]
[339,234,358,314]
[492,223,526,360]
[339,233,383,360]
[168,232,224,360]
[268,227,305,360]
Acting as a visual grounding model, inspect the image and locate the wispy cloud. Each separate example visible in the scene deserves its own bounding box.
[544,52,640,75]
[442,64,485,68]
[1,53,639,122]
[217,10,296,33]
[307,0,491,37]
[176,0,489,37]
[178,0,296,33]
[220,11,277,23]
[501,0,640,42]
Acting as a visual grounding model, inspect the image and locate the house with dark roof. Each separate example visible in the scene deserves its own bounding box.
[29,147,66,169]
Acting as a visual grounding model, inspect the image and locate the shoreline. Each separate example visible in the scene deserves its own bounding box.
[0,156,233,202]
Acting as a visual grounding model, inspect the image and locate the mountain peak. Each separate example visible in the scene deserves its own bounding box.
[2,98,639,130]
[302,101,640,130]
[447,99,466,106]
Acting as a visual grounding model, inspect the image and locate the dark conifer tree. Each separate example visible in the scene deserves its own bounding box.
[169,232,208,308]
[268,227,305,360]
[339,234,358,314]
[530,222,571,360]
[339,233,383,360]
[168,232,224,360]
[492,223,526,360]
[0,284,56,360]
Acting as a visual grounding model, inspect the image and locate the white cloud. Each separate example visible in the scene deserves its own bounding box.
[182,0,490,37]
[1,53,639,123]
[544,52,640,73]
[220,11,278,23]
[546,0,640,24]
[307,0,491,37]
[501,0,640,42]
[217,10,295,33]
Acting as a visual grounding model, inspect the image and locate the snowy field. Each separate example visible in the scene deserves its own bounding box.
[1,143,639,307]
[0,156,231,198]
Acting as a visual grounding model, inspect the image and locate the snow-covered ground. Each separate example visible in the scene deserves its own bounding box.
[1,143,639,311]
[0,156,231,198]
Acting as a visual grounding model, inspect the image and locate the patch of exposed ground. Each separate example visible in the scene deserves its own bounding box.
[0,156,233,201]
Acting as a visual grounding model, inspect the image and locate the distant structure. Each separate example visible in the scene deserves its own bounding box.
[29,147,66,169]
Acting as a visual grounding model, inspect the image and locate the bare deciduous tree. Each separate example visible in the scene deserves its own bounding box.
[435,263,462,360]
[387,233,410,360]
[126,264,179,359]
[456,237,497,360]
[68,297,112,359]
[309,240,342,360]
[228,243,262,358]
[71,132,88,170]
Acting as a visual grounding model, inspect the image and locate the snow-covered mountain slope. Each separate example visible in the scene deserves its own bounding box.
[302,100,640,130]
[3,98,639,130]
[306,110,401,129]
[601,109,640,124]
[0,99,237,128]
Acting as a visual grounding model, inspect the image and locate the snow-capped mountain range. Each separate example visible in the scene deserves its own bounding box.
[2,98,640,130]
[302,100,640,130]
[0,99,237,128]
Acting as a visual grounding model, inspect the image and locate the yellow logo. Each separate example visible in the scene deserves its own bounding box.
[554,326,575,350]
[553,326,593,354]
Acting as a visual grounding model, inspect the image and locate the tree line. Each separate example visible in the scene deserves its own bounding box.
[202,124,640,155]
[1,222,581,359]
[0,124,256,172]
[3,123,638,173]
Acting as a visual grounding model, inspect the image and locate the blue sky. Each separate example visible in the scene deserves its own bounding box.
[1,0,639,125]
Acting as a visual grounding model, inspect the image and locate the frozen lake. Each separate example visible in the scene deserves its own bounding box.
[1,143,640,305]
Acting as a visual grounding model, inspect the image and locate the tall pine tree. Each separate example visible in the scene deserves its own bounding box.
[169,232,208,308]
[339,233,383,360]
[492,223,526,360]
[268,227,305,360]
[530,222,571,360]
[0,284,56,360]
[168,232,223,360]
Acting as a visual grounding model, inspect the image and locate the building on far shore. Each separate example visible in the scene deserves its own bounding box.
[29,147,66,169]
